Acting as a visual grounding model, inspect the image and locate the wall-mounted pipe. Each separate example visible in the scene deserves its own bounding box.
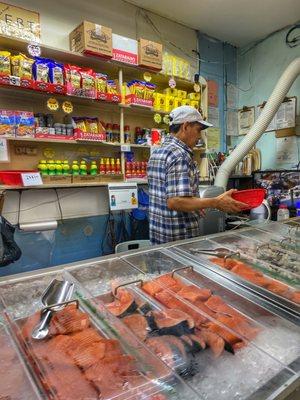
[215,58,300,189]
[19,220,58,232]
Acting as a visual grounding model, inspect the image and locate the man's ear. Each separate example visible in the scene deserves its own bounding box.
[182,122,189,132]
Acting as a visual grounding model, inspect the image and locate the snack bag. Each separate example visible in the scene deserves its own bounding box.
[0,51,11,76]
[95,73,107,93]
[0,109,15,136]
[64,64,81,89]
[107,80,119,95]
[80,68,96,98]
[86,118,98,134]
[15,111,35,137]
[49,61,64,85]
[73,118,87,132]
[33,57,50,82]
[11,54,34,79]
[144,82,156,101]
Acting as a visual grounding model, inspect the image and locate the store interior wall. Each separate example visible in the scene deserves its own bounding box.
[1,0,198,274]
[236,25,300,169]
[198,33,238,152]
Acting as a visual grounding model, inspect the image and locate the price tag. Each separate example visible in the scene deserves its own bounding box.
[121,144,131,152]
[9,76,20,86]
[21,172,43,187]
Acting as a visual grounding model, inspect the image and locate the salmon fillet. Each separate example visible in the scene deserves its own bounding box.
[195,328,225,358]
[177,285,212,303]
[106,289,136,317]
[122,314,149,341]
[49,305,90,336]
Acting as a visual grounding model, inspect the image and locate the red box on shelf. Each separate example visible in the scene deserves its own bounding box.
[49,83,67,95]
[0,170,37,186]
[20,78,35,90]
[34,81,52,92]
[35,133,75,141]
[106,93,121,103]
[125,94,153,107]
[74,129,106,141]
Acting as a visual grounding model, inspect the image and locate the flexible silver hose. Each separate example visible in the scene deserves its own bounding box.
[215,57,300,188]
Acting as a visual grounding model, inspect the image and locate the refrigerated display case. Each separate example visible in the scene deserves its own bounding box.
[0,219,299,399]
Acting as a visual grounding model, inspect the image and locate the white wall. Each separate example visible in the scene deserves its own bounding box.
[2,0,198,224]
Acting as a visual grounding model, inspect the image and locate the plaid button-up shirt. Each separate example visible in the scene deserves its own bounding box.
[148,136,201,245]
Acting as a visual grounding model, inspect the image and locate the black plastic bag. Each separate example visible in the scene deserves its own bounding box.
[0,217,22,267]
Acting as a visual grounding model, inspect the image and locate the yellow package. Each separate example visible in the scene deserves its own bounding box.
[0,51,11,75]
[11,54,34,79]
[95,73,107,93]
[164,88,178,97]
[188,92,201,101]
[181,99,191,106]
[154,93,166,111]
[174,97,183,108]
[75,119,87,132]
[86,118,98,134]
[162,52,173,76]
[177,90,187,99]
[165,95,175,112]
[190,100,199,109]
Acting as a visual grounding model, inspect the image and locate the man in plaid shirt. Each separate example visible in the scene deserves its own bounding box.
[148,106,246,245]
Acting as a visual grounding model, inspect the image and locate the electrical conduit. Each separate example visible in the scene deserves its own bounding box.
[215,57,300,189]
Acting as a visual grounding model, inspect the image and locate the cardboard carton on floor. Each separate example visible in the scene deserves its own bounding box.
[69,21,112,58]
[0,2,40,41]
[138,38,162,70]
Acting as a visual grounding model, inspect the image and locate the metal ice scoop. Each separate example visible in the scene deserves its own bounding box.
[32,278,74,340]
[189,247,233,258]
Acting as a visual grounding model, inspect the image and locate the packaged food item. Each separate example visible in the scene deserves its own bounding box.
[15,111,35,136]
[144,82,156,101]
[74,118,87,132]
[177,90,187,99]
[188,92,201,100]
[80,68,95,90]
[0,109,15,136]
[165,95,175,112]
[153,93,166,111]
[86,118,98,134]
[64,64,81,89]
[0,51,11,75]
[107,79,119,95]
[49,61,64,84]
[181,98,191,106]
[164,88,178,97]
[33,57,50,82]
[11,54,34,79]
[95,73,107,93]
[190,100,200,110]
[174,97,183,108]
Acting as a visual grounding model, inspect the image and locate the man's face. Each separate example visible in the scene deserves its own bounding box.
[183,122,204,148]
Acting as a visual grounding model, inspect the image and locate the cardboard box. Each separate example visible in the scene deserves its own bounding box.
[112,34,138,65]
[138,38,162,70]
[0,2,40,41]
[69,21,112,58]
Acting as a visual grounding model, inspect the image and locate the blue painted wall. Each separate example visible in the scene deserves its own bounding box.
[198,33,238,151]
[237,26,300,169]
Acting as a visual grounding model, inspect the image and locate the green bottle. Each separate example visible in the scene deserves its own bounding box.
[72,160,80,176]
[38,160,48,176]
[47,160,56,176]
[90,161,98,176]
[62,160,70,175]
[80,160,87,175]
[55,160,63,175]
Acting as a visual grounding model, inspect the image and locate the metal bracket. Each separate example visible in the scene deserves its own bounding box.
[171,266,193,278]
[113,279,143,297]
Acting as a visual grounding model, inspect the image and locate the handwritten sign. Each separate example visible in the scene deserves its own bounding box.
[21,172,43,186]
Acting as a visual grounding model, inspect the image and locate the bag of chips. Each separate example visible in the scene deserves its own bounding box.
[11,54,34,79]
[0,51,11,76]
[33,57,50,82]
[49,61,64,85]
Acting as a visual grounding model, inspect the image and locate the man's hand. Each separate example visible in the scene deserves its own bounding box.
[214,189,247,213]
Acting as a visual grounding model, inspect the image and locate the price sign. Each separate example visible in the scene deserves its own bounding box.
[121,144,131,152]
[47,98,59,111]
[21,172,43,187]
[62,101,73,114]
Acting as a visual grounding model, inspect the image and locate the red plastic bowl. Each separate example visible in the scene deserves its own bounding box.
[231,189,266,210]
[0,170,37,186]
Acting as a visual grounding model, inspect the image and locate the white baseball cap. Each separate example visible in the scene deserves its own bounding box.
[169,106,213,129]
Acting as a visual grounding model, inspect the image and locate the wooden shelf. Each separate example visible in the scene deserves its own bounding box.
[5,137,122,146]
[0,34,202,91]
[0,181,147,190]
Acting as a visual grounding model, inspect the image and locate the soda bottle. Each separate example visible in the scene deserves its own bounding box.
[38,160,48,176]
[106,123,113,142]
[72,161,80,176]
[110,158,115,174]
[124,125,131,143]
[116,158,121,174]
[62,160,70,175]
[90,161,98,176]
[47,160,56,176]
[99,158,105,174]
[105,158,111,174]
[55,160,63,175]
[80,160,87,175]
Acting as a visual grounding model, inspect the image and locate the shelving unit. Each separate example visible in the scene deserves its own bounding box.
[0,33,208,189]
